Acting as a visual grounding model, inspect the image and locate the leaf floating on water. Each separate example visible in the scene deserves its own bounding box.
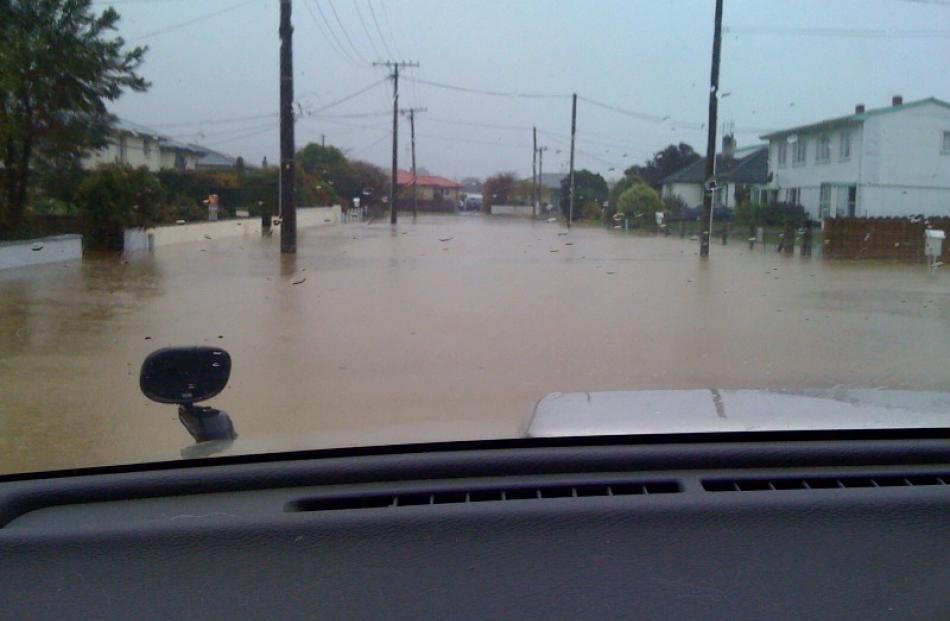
[549,249,559,253]
[292,277,307,285]
[439,236,454,242]
[565,242,575,246]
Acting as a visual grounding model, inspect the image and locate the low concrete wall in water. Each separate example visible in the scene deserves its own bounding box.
[491,205,535,217]
[124,206,342,254]
[0,235,82,271]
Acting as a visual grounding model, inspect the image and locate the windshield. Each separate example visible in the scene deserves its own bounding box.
[2,0,949,475]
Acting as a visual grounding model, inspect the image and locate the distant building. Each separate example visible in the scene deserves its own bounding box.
[660,136,768,210]
[538,172,565,208]
[760,96,950,219]
[193,146,245,171]
[396,170,462,212]
[82,119,204,172]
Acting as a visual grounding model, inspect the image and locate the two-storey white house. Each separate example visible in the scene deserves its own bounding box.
[760,96,950,219]
[82,119,207,172]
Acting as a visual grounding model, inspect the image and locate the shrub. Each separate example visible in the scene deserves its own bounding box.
[581,200,603,221]
[618,182,662,221]
[77,165,165,250]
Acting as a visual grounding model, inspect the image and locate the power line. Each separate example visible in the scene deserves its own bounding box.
[366,0,395,59]
[310,77,388,113]
[326,0,369,63]
[375,0,403,58]
[307,0,362,67]
[352,0,381,59]
[128,0,258,42]
[724,25,950,38]
[149,112,278,129]
[205,123,277,146]
[404,76,571,100]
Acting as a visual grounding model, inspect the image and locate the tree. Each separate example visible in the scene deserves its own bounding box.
[617,182,663,222]
[297,143,347,178]
[482,172,516,213]
[509,179,535,206]
[0,1,148,233]
[623,143,700,190]
[559,170,608,220]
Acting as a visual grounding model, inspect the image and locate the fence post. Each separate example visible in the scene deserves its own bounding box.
[781,219,795,255]
[802,221,812,257]
[680,219,686,238]
[722,222,728,245]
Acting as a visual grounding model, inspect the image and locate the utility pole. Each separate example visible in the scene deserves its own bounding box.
[700,0,724,258]
[400,107,426,220]
[279,0,296,253]
[532,127,538,219]
[373,60,419,224]
[321,133,325,147]
[568,93,577,228]
[537,146,548,214]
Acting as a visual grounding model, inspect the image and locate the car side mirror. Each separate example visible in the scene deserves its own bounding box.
[140,346,231,405]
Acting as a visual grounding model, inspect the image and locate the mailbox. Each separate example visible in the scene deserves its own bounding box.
[924,229,945,258]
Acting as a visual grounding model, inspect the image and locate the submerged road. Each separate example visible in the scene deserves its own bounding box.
[1,213,949,473]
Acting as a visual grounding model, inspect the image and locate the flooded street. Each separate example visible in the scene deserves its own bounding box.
[2,213,949,474]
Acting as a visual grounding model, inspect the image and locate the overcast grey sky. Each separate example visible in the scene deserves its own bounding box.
[103,0,950,182]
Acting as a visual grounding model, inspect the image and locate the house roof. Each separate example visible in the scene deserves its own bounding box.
[396,170,461,188]
[660,145,768,185]
[113,118,206,154]
[193,146,244,168]
[759,97,950,140]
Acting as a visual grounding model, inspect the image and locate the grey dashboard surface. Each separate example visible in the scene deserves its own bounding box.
[0,433,948,620]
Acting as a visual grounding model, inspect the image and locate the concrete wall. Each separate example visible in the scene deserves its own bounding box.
[124,206,342,254]
[0,235,82,271]
[124,218,262,254]
[491,204,535,217]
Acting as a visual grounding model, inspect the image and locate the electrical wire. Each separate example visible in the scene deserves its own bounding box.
[352,0,382,59]
[724,25,950,38]
[366,0,395,59]
[326,0,370,63]
[310,78,388,114]
[149,112,277,129]
[128,0,259,42]
[307,0,362,67]
[404,76,571,100]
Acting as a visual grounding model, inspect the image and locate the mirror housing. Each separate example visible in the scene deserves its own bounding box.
[139,347,231,405]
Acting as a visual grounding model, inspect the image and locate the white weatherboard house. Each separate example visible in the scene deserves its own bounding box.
[760,96,950,220]
[82,119,238,173]
[660,136,769,210]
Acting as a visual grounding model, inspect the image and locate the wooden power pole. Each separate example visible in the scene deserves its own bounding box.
[373,60,419,224]
[400,107,426,220]
[279,0,296,253]
[568,93,577,228]
[532,126,538,219]
[537,145,548,214]
[700,0,724,257]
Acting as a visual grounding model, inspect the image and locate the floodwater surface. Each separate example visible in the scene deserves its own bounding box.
[2,214,949,473]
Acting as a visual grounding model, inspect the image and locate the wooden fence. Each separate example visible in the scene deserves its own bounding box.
[822,217,950,262]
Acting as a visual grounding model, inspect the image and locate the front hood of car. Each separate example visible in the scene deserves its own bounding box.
[527,388,950,438]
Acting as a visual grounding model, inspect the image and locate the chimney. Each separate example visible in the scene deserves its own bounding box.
[855,104,865,114]
[721,133,736,158]
[892,95,903,107]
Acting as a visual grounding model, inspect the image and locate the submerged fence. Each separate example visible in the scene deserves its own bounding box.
[822,217,950,262]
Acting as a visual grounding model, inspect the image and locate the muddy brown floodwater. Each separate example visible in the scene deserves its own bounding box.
[2,213,949,474]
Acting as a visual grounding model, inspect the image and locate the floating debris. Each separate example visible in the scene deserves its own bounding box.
[30,242,44,251]
[291,277,307,285]
[204,234,212,240]
[439,236,454,242]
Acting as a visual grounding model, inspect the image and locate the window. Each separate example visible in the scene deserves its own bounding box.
[839,131,851,160]
[816,134,831,163]
[118,135,128,163]
[793,139,807,165]
[787,188,800,205]
[942,130,950,153]
[143,138,151,158]
[819,184,831,219]
[777,142,787,167]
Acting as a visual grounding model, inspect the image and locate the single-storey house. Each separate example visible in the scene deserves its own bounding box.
[396,170,462,212]
[660,135,768,210]
[760,96,950,219]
